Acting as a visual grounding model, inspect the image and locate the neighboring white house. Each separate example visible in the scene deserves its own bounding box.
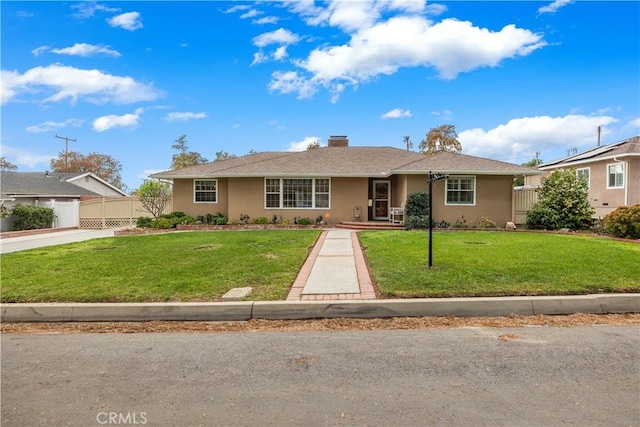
[0,171,128,232]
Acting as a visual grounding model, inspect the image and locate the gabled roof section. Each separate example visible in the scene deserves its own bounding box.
[150,146,541,179]
[1,171,100,198]
[65,172,128,196]
[538,136,639,170]
[394,151,541,175]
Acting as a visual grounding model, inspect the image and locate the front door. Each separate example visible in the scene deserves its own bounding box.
[373,180,391,220]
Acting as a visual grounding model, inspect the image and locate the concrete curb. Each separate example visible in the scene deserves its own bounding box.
[2,294,638,322]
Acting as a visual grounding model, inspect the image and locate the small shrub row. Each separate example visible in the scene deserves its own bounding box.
[195,212,228,225]
[137,212,196,229]
[10,204,55,231]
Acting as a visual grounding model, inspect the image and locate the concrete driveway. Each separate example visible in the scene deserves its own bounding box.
[0,229,116,254]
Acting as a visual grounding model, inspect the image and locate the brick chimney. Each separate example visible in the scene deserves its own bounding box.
[328,135,349,147]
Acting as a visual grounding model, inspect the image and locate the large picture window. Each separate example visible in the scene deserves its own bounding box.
[194,179,217,203]
[445,176,475,205]
[607,163,624,189]
[265,178,330,209]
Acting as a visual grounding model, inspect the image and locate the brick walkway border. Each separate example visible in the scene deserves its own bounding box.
[286,231,377,301]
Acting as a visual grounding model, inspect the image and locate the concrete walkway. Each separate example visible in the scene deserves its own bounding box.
[287,229,377,301]
[0,229,116,254]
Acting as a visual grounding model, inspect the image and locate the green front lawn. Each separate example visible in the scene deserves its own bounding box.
[1,230,321,302]
[359,231,640,298]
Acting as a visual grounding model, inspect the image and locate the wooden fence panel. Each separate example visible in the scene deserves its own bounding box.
[79,197,173,229]
[513,187,538,225]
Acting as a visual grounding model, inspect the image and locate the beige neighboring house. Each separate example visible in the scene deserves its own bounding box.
[151,136,540,227]
[526,136,640,217]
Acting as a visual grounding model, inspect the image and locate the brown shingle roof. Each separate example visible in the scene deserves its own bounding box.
[151,146,540,179]
[395,151,539,175]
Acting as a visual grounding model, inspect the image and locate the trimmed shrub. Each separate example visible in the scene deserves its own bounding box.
[604,204,640,239]
[253,216,269,224]
[294,217,313,225]
[11,204,55,230]
[150,217,174,229]
[526,169,594,230]
[405,192,430,229]
[136,216,153,228]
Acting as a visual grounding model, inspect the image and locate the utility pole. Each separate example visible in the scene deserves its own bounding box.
[55,134,76,172]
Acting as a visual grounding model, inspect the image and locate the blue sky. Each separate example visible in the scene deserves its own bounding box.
[2,0,639,190]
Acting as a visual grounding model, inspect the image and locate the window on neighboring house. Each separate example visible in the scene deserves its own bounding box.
[445,176,475,205]
[194,179,217,203]
[576,168,590,188]
[607,163,624,189]
[265,178,330,209]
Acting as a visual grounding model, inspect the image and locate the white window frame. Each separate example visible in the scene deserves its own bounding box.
[576,167,590,188]
[193,179,218,203]
[445,176,476,206]
[606,163,625,189]
[264,178,331,209]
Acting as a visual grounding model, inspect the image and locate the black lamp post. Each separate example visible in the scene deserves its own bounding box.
[428,171,449,268]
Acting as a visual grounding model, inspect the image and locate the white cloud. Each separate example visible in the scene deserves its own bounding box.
[31,45,49,56]
[381,108,412,119]
[253,28,300,48]
[0,64,162,105]
[286,136,322,151]
[254,16,279,25]
[17,10,35,18]
[26,118,84,133]
[108,12,143,31]
[71,2,120,19]
[458,114,619,161]
[93,108,143,132]
[252,28,301,64]
[265,2,546,101]
[621,117,640,134]
[224,5,252,14]
[139,169,167,180]
[240,9,262,19]
[1,145,54,169]
[538,0,574,15]
[268,71,318,99]
[50,43,121,57]
[164,111,208,122]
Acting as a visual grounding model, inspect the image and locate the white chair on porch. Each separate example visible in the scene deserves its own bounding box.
[389,203,405,225]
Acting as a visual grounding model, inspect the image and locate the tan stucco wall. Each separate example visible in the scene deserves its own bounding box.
[172,178,229,217]
[172,175,516,226]
[173,177,370,224]
[405,174,515,227]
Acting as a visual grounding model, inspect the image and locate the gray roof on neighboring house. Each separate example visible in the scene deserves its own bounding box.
[539,136,640,169]
[151,146,540,179]
[0,171,100,199]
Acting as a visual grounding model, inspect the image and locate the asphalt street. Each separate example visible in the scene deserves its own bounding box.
[2,325,639,427]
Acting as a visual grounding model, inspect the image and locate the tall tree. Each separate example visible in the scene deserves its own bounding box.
[170,135,208,170]
[50,151,123,189]
[0,156,18,170]
[419,124,462,155]
[403,136,413,151]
